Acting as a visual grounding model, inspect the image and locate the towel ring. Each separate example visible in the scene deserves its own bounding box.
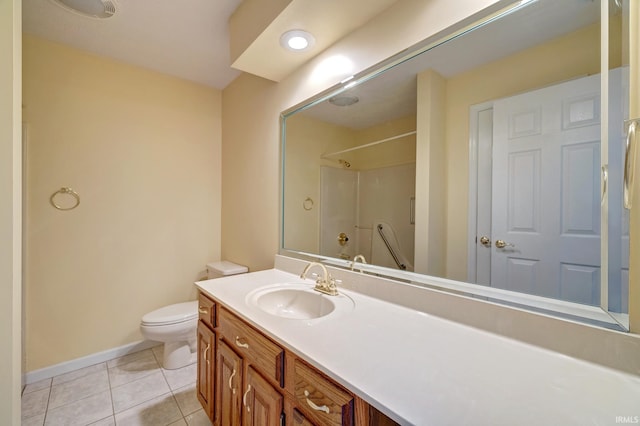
[303,197,314,211]
[50,187,80,211]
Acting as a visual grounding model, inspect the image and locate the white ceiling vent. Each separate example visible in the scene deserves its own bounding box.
[51,0,117,19]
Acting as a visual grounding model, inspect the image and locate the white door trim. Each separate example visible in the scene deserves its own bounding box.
[467,101,495,284]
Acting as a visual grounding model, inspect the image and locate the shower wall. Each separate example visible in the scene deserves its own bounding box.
[320,163,415,267]
[359,163,415,267]
[320,166,358,259]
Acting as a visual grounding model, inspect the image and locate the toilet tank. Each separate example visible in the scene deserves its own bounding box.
[206,261,248,279]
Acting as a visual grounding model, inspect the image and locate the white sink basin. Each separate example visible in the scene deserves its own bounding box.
[246,283,354,320]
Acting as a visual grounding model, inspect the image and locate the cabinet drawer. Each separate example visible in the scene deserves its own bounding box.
[218,308,284,386]
[198,292,215,329]
[294,359,354,426]
[291,408,315,426]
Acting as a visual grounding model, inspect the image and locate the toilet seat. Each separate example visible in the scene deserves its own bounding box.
[141,301,198,326]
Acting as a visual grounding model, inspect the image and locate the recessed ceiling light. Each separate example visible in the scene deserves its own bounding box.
[51,0,117,19]
[280,30,315,52]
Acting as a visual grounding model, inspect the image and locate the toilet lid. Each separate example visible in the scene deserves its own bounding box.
[141,301,198,326]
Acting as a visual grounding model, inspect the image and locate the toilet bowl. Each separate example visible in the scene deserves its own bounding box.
[140,301,198,369]
[140,261,248,369]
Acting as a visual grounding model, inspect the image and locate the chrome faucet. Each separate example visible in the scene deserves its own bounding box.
[350,254,367,272]
[300,262,338,296]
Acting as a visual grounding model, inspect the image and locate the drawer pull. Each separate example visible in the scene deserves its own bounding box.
[198,307,209,315]
[203,343,210,365]
[228,368,236,394]
[235,336,249,349]
[243,384,252,411]
[304,390,330,414]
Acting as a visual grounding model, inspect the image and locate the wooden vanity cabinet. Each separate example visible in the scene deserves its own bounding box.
[216,340,242,425]
[197,291,398,426]
[216,307,284,426]
[196,293,217,420]
[243,366,284,425]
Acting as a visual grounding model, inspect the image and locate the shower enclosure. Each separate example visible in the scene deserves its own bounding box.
[319,163,415,270]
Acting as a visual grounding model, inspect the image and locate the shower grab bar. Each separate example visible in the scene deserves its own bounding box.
[377,224,406,270]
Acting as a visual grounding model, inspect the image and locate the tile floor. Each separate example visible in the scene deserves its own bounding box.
[21,346,212,426]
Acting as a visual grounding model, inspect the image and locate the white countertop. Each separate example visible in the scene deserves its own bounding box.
[196,268,640,425]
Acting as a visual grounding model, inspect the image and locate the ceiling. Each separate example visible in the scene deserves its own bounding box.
[22,0,400,90]
[23,0,243,89]
[301,0,601,129]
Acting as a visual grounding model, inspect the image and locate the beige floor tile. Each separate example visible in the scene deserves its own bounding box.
[22,413,45,426]
[23,378,52,395]
[172,383,200,416]
[30,347,201,426]
[111,370,171,413]
[21,387,50,420]
[107,348,157,369]
[108,352,160,388]
[44,390,112,426]
[184,409,212,426]
[88,415,116,425]
[114,393,182,426]
[52,363,106,386]
[151,345,164,363]
[48,369,110,410]
[162,362,197,391]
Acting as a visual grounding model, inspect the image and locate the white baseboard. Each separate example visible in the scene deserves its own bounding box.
[24,340,161,385]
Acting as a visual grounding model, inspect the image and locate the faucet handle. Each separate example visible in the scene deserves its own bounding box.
[310,272,323,284]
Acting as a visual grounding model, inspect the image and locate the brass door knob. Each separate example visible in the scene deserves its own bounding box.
[495,239,515,249]
[337,232,349,246]
[479,236,491,247]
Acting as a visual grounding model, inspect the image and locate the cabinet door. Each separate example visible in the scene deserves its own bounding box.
[216,341,243,426]
[196,321,215,420]
[242,366,283,426]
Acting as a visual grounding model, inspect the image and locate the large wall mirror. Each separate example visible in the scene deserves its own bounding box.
[281,0,633,330]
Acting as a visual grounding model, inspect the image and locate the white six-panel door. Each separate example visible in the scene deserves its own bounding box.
[491,74,603,305]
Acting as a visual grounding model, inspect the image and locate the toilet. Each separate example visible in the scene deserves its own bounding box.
[140,261,248,369]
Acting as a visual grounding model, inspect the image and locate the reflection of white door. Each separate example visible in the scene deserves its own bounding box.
[490,74,603,305]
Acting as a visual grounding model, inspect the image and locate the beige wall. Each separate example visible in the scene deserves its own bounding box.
[352,115,416,170]
[283,114,354,254]
[23,35,222,370]
[0,0,22,423]
[415,69,447,276]
[221,0,500,271]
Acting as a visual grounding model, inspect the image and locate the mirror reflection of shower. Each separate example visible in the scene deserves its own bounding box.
[319,163,415,270]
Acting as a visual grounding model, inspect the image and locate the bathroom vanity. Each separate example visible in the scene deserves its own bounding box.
[195,258,640,425]
[195,280,388,425]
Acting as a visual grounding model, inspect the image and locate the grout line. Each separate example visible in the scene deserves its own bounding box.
[106,357,116,422]
[42,380,52,426]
